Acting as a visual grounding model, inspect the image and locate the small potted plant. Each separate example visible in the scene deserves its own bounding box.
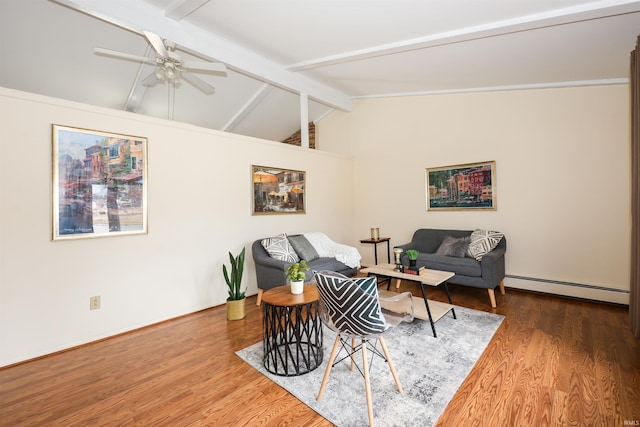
[406,249,419,267]
[223,247,246,320]
[286,260,310,294]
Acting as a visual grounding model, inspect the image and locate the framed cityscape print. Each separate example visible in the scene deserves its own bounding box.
[252,165,306,215]
[52,125,148,240]
[426,161,496,211]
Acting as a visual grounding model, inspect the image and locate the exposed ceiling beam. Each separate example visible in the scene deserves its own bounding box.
[223,84,274,132]
[50,0,352,111]
[165,0,210,21]
[287,0,640,71]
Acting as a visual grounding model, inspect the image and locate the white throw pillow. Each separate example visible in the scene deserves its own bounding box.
[467,229,504,261]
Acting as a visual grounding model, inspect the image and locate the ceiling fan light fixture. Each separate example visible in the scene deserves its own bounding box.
[154,68,165,81]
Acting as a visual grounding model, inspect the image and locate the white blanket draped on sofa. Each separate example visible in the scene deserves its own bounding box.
[303,232,361,269]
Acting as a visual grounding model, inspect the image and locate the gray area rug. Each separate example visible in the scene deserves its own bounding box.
[236,306,504,427]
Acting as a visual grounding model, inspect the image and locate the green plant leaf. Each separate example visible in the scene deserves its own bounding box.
[223,265,231,286]
[222,247,246,300]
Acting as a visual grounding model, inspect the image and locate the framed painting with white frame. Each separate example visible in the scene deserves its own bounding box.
[52,124,148,240]
[426,161,496,211]
[252,165,306,215]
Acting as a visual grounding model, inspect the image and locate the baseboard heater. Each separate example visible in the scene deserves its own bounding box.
[504,274,630,305]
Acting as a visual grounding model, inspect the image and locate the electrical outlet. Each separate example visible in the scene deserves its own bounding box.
[90,296,101,310]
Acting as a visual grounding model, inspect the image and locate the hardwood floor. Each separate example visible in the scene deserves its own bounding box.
[1,281,639,426]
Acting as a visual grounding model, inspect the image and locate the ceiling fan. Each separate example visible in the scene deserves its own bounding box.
[94,31,227,95]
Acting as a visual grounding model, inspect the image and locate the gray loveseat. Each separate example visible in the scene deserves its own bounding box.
[395,228,506,308]
[252,233,358,305]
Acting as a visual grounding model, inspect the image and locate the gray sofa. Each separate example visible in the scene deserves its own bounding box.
[252,235,358,305]
[395,228,506,308]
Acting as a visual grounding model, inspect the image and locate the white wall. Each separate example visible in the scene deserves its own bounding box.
[1,84,631,366]
[318,85,631,304]
[0,88,356,366]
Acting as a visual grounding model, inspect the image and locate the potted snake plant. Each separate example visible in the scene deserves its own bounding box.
[223,247,246,320]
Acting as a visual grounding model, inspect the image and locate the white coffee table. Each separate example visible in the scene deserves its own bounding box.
[361,263,456,337]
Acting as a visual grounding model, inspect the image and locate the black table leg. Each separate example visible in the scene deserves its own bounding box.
[385,240,390,263]
[369,272,391,290]
[443,282,457,319]
[418,283,437,338]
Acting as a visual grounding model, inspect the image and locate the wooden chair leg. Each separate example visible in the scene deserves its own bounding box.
[379,336,402,393]
[317,335,341,401]
[361,341,375,427]
[499,280,506,295]
[487,288,497,308]
[256,289,263,306]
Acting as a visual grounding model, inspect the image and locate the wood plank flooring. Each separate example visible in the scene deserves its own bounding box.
[1,281,639,426]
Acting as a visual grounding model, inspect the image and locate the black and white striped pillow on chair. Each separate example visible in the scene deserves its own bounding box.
[314,270,387,337]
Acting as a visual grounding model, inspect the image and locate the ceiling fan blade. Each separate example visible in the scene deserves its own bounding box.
[141,71,160,87]
[181,73,215,95]
[94,47,156,65]
[143,31,169,57]
[183,60,227,76]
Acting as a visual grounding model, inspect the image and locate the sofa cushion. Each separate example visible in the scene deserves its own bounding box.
[410,229,473,253]
[435,236,470,257]
[261,234,300,263]
[418,253,482,277]
[288,234,320,262]
[467,229,504,261]
[308,257,351,273]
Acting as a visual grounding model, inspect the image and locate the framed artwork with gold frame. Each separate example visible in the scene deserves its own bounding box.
[52,124,148,240]
[426,161,496,211]
[252,165,305,215]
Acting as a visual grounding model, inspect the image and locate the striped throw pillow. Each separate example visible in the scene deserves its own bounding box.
[261,234,300,263]
[467,229,504,261]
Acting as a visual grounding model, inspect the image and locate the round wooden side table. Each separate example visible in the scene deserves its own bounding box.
[261,284,323,376]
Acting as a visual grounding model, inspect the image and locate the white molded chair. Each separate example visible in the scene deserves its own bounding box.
[314,271,414,427]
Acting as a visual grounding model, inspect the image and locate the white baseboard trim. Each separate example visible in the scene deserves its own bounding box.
[505,275,630,305]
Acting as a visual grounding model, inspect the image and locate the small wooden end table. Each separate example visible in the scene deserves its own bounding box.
[359,237,391,265]
[361,263,456,338]
[262,285,323,376]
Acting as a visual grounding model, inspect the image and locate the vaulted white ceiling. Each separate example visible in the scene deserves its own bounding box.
[1,0,639,142]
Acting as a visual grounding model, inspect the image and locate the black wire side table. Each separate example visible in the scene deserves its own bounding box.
[262,285,323,376]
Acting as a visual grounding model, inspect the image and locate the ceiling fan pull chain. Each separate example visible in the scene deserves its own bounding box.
[172,80,176,120]
[168,79,176,120]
